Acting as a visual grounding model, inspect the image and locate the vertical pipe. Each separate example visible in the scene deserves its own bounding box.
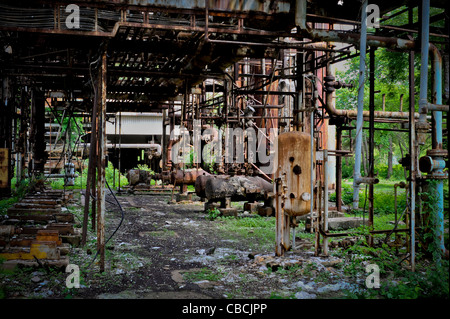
[182,81,188,124]
[310,82,316,234]
[408,5,416,270]
[446,13,450,234]
[336,127,342,212]
[352,0,368,210]
[118,111,122,191]
[113,113,116,188]
[394,184,398,225]
[275,179,284,256]
[315,180,322,256]
[431,49,445,257]
[368,47,376,246]
[204,0,209,42]
[323,149,329,255]
[162,109,167,170]
[418,0,430,128]
[81,94,96,247]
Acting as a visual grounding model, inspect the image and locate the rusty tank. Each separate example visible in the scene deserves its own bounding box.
[276,131,313,216]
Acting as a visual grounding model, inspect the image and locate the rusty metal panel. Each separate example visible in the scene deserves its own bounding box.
[276,131,313,216]
[0,148,9,190]
[208,0,291,13]
[88,0,292,13]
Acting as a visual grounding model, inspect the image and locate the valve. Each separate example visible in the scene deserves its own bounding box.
[324,75,353,92]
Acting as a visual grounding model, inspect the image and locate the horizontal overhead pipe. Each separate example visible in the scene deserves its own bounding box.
[44,173,79,179]
[301,28,416,51]
[426,103,449,112]
[320,41,440,122]
[323,101,421,120]
[87,143,161,151]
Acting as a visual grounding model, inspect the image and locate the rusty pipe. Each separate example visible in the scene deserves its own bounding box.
[170,168,210,185]
[325,64,418,121]
[301,28,416,51]
[302,17,447,123]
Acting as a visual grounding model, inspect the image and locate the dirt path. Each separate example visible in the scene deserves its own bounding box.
[70,192,360,299]
[1,192,363,299]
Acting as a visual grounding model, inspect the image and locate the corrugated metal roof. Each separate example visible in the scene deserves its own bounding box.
[106,113,165,135]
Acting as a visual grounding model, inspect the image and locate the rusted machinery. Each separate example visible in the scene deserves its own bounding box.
[196,175,274,216]
[274,131,314,256]
[170,168,210,191]
[126,168,174,193]
[127,169,153,187]
[194,174,229,199]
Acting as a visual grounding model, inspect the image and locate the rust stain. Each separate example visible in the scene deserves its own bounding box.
[276,131,313,216]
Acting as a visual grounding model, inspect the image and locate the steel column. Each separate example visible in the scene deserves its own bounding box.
[97,49,107,272]
[409,40,417,272]
[323,149,329,255]
[352,0,368,210]
[82,75,99,247]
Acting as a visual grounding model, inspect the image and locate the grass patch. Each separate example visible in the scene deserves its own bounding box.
[216,215,276,250]
[331,179,408,214]
[182,267,224,282]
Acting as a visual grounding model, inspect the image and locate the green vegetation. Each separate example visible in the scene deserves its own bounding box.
[182,267,224,282]
[49,160,128,190]
[205,207,221,221]
[216,215,276,250]
[330,180,408,215]
[331,180,449,299]
[337,238,449,299]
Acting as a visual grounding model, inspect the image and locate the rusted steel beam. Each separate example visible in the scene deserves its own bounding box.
[275,177,289,257]
[81,66,100,247]
[96,48,108,272]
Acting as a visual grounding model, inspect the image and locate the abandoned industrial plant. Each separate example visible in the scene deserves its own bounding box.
[0,0,448,302]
